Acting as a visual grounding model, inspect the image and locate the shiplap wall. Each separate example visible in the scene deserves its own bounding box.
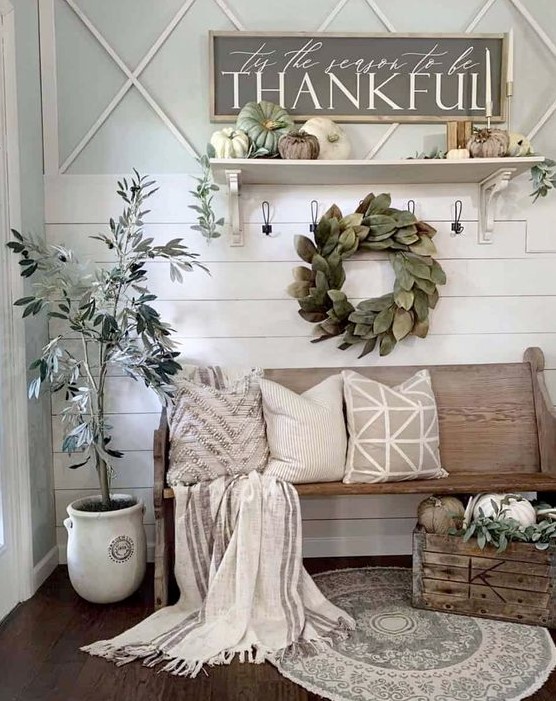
[40,0,556,562]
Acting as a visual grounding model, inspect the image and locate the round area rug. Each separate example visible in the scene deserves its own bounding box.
[274,568,556,701]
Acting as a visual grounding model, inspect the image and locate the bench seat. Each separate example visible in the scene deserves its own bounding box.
[163,471,556,499]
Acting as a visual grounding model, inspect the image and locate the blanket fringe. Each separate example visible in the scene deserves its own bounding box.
[81,616,354,679]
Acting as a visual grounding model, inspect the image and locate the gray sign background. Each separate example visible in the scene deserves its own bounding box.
[210,32,507,122]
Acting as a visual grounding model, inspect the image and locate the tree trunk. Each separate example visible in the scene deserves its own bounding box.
[97,455,111,509]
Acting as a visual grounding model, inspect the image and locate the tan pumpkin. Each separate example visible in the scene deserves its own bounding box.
[467,129,509,158]
[417,495,465,535]
[278,131,320,160]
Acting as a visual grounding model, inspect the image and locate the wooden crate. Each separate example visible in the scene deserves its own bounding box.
[412,526,556,627]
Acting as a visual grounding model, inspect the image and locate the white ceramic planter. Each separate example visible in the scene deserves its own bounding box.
[64,494,147,604]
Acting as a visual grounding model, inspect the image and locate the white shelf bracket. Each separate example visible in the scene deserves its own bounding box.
[478,168,516,244]
[225,169,243,247]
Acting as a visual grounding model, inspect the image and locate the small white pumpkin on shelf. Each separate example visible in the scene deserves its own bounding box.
[301,117,351,160]
[446,148,470,160]
[506,132,533,157]
[210,127,250,159]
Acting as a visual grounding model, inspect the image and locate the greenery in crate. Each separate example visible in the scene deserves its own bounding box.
[7,171,205,510]
[450,498,556,553]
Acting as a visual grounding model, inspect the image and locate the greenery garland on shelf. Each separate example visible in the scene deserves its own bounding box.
[288,193,447,358]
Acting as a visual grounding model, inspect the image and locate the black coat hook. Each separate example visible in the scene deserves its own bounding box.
[261,200,272,235]
[407,199,415,215]
[451,200,464,235]
[309,200,319,233]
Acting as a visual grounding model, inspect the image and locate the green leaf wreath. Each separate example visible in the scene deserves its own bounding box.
[288,193,447,358]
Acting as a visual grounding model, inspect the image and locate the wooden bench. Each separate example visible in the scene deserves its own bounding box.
[153,347,556,609]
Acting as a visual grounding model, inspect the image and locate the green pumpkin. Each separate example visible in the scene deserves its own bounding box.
[236,101,293,156]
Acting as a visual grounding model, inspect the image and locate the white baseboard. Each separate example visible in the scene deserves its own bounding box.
[57,542,155,565]
[33,546,59,593]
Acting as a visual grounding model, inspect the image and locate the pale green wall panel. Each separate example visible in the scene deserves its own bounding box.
[55,0,556,171]
[524,0,556,44]
[380,0,487,32]
[320,0,389,32]
[55,0,127,164]
[139,0,235,158]
[70,0,236,172]
[471,1,555,154]
[376,124,446,160]
[73,0,186,67]
[66,86,197,174]
[14,0,56,566]
[340,123,391,158]
[226,0,342,30]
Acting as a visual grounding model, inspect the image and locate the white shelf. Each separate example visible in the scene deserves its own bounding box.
[209,157,545,245]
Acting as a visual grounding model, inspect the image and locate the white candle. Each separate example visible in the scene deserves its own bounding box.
[507,28,514,84]
[485,47,492,117]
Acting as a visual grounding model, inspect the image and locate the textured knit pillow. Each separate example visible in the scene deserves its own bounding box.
[167,367,269,486]
[260,374,346,483]
[342,369,446,484]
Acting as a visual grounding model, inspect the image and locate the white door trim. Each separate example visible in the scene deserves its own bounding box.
[0,0,34,603]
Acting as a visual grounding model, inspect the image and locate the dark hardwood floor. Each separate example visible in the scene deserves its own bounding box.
[1,558,555,701]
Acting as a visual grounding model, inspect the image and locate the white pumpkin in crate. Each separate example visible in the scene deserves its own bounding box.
[471,493,536,528]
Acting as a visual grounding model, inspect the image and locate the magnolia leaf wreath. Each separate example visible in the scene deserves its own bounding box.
[288,193,447,358]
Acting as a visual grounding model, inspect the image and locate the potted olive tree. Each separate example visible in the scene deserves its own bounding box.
[8,172,204,603]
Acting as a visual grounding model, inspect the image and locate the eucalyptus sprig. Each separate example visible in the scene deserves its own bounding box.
[8,171,205,509]
[530,158,556,202]
[189,148,224,242]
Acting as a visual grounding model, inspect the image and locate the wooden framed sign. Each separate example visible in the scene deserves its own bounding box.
[210,32,508,123]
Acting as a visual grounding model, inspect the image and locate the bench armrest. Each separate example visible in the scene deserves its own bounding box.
[525,347,556,474]
[153,408,169,513]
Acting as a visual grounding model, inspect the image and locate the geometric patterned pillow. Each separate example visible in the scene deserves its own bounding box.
[342,369,447,484]
[167,367,269,486]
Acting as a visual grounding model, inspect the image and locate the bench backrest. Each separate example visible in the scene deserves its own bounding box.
[264,357,543,475]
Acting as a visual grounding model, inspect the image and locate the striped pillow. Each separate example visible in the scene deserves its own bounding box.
[167,367,269,486]
[260,375,346,483]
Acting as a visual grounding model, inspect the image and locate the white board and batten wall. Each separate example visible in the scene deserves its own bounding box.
[39,0,556,562]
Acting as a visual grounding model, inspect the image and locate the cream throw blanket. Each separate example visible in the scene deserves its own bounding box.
[82,472,354,677]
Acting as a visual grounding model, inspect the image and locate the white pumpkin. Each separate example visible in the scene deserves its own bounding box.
[506,132,532,157]
[472,493,536,528]
[210,127,250,159]
[301,117,351,160]
[446,148,470,160]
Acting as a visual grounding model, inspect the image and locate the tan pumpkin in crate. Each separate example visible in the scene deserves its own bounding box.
[417,495,465,534]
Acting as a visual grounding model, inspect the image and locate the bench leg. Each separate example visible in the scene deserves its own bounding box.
[154,503,169,610]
